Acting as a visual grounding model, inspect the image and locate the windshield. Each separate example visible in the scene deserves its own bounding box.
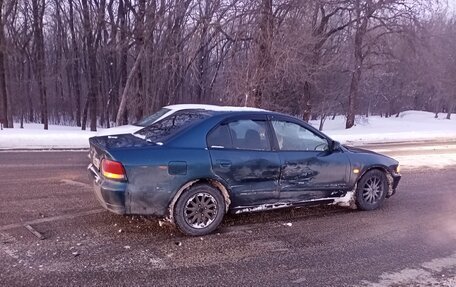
[134,110,211,143]
[134,108,171,127]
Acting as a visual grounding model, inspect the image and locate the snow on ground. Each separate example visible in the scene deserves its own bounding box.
[369,143,456,169]
[359,252,456,287]
[0,110,455,150]
[311,110,456,145]
[0,123,97,149]
[393,153,456,170]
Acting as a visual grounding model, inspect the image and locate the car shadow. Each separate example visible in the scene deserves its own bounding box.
[222,205,353,230]
[100,204,355,240]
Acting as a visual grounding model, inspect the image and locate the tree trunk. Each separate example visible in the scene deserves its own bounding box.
[134,0,146,122]
[346,0,368,129]
[116,48,145,126]
[69,0,82,127]
[446,98,454,119]
[116,0,128,125]
[26,56,34,122]
[106,0,119,125]
[32,0,48,130]
[252,0,273,107]
[5,55,12,127]
[196,0,211,103]
[319,115,326,131]
[301,82,312,122]
[81,97,89,130]
[0,1,10,128]
[347,66,362,129]
[81,0,98,131]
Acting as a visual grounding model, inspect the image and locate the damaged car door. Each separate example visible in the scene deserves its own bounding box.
[207,116,281,207]
[271,118,350,202]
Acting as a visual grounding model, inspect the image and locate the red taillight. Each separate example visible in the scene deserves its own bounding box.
[101,159,126,180]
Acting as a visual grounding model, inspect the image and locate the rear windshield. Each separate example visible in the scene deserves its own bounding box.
[134,110,211,143]
[134,108,171,126]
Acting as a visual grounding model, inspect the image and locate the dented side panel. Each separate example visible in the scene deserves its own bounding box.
[110,147,214,216]
[278,149,351,201]
[209,149,281,206]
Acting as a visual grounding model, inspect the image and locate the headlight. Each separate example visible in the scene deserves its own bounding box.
[395,164,401,174]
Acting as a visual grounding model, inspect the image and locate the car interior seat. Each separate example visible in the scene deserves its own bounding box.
[244,129,263,150]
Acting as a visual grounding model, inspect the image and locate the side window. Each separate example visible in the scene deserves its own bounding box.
[207,124,232,149]
[272,121,328,151]
[228,120,271,151]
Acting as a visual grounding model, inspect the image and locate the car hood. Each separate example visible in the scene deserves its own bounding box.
[96,124,142,137]
[343,145,398,164]
[343,145,380,155]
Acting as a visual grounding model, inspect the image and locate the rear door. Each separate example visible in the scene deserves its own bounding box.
[270,118,350,201]
[207,115,281,207]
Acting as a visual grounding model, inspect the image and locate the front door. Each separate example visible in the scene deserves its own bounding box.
[207,117,281,207]
[270,119,350,201]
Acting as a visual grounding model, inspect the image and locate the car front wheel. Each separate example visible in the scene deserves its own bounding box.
[355,169,388,211]
[174,184,225,236]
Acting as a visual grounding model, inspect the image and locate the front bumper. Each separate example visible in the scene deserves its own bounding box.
[87,164,127,214]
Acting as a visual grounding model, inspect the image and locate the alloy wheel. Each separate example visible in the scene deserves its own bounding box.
[362,176,383,204]
[184,192,218,229]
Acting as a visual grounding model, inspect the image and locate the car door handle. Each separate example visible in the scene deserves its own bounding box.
[217,160,232,168]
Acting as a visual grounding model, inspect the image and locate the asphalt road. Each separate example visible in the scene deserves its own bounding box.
[0,142,455,286]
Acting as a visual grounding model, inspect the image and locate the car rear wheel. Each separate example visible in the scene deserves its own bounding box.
[174,184,225,236]
[355,170,388,211]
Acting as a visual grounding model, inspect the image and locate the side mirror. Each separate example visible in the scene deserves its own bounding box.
[330,140,341,152]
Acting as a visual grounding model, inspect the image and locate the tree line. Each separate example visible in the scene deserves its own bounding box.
[0,0,454,131]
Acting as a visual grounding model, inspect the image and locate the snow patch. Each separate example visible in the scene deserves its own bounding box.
[394,153,456,169]
[359,252,456,287]
[0,123,97,149]
[314,111,456,145]
[234,203,291,214]
[332,191,356,208]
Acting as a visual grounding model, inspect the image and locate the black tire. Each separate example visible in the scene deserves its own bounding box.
[355,169,388,211]
[173,184,225,236]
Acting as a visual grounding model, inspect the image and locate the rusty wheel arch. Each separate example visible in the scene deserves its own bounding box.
[166,178,231,224]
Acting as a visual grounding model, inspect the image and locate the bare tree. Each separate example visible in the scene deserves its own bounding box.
[0,0,12,128]
[69,0,82,127]
[31,0,48,129]
[0,0,451,130]
[251,0,273,107]
[81,0,98,131]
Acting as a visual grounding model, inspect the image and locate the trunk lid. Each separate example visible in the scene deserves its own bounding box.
[88,134,153,170]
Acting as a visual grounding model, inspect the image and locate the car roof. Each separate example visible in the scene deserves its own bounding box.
[165,107,300,123]
[164,104,266,112]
